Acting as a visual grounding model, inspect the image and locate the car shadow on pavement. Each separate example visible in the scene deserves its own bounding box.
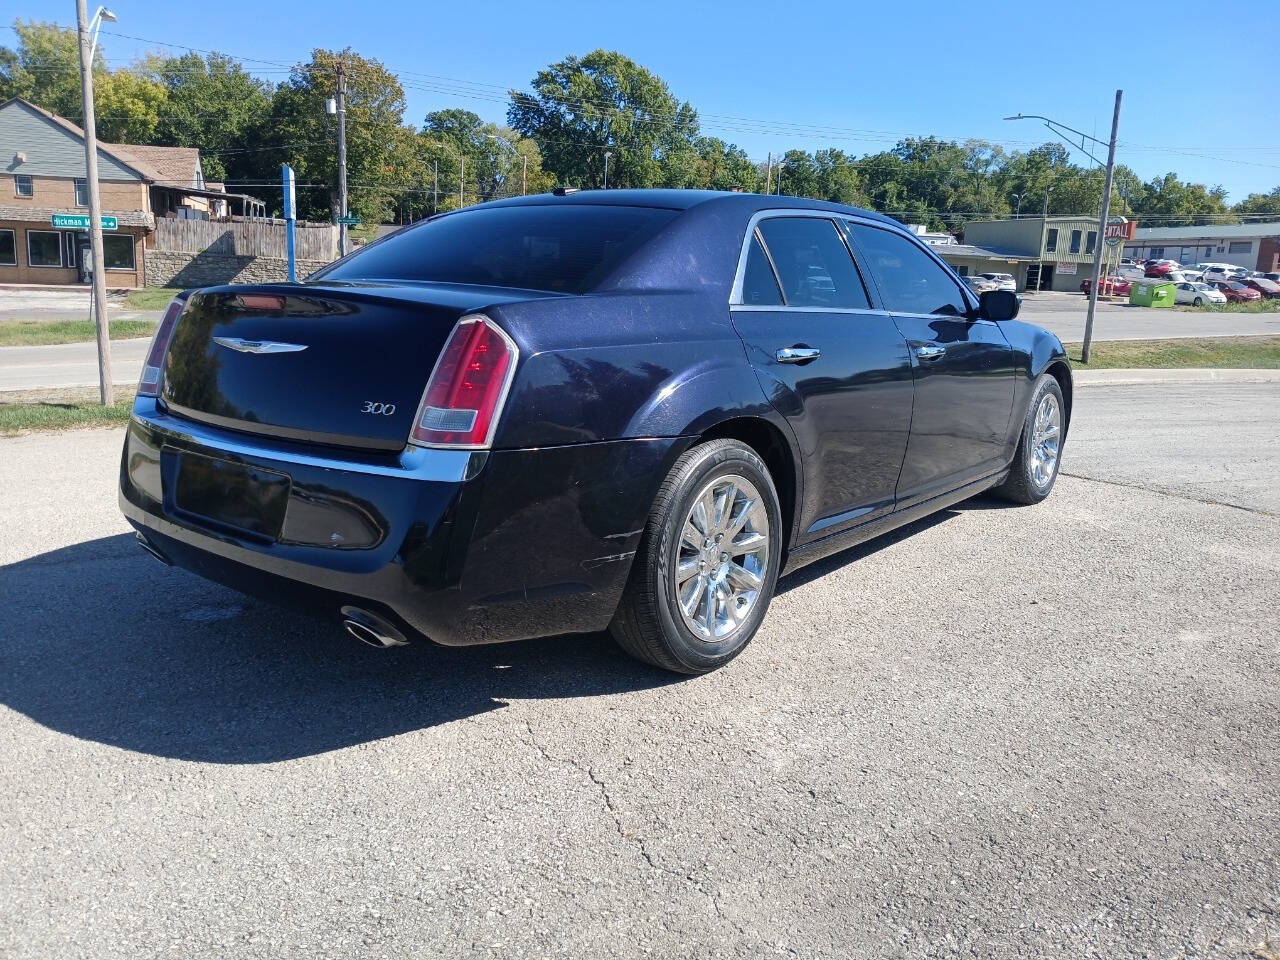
[0,534,681,765]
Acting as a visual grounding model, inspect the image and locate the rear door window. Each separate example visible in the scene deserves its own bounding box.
[846,224,970,317]
[741,233,783,306]
[755,217,870,309]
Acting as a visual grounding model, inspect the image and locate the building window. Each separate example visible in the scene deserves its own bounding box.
[1085,231,1097,255]
[62,232,77,268]
[1204,246,1213,258]
[1069,230,1082,254]
[0,229,15,266]
[14,174,33,197]
[1228,240,1252,254]
[1151,247,1164,258]
[1045,228,1058,253]
[74,178,88,206]
[102,234,135,270]
[27,230,64,267]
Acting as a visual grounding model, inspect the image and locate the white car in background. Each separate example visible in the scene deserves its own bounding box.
[1202,264,1250,284]
[1174,281,1227,306]
[979,272,1017,292]
[1117,262,1148,281]
[1176,266,1204,282]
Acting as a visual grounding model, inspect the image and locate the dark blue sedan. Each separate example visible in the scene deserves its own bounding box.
[120,189,1071,674]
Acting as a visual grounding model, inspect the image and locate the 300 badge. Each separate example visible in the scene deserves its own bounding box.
[361,401,397,415]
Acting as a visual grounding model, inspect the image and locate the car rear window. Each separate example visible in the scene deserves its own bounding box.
[316,204,680,294]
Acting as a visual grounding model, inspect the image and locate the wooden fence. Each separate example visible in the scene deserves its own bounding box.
[153,218,338,261]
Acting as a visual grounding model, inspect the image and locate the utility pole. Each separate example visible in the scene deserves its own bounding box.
[764,152,772,195]
[521,152,527,195]
[433,159,438,214]
[1082,90,1123,365]
[459,155,464,207]
[336,62,349,257]
[76,0,112,405]
[603,150,611,189]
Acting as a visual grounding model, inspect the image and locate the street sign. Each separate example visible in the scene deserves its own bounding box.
[1104,216,1133,247]
[336,215,361,226]
[51,213,116,230]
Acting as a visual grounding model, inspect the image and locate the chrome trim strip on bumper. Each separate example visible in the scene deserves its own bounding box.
[129,397,475,483]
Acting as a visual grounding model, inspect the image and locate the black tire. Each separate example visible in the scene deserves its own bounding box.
[1193,297,1203,307]
[610,439,783,675]
[993,374,1066,505]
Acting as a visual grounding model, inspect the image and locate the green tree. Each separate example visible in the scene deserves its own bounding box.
[94,67,168,143]
[1234,186,1280,218]
[267,48,407,223]
[1129,172,1233,227]
[153,52,271,182]
[507,50,701,189]
[0,19,89,118]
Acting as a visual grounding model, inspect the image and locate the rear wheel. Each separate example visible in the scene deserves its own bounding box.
[993,374,1065,505]
[1193,297,1203,307]
[610,439,782,674]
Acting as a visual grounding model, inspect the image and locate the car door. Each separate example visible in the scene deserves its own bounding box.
[730,214,914,541]
[844,220,1016,509]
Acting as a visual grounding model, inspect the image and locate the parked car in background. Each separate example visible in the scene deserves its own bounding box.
[1209,280,1262,302]
[1176,266,1204,283]
[1174,282,1227,306]
[118,190,1071,675]
[1080,275,1132,296]
[963,275,998,294]
[1262,272,1280,284]
[1203,265,1251,284]
[979,272,1017,292]
[1238,277,1280,299]
[1117,262,1148,281]
[1144,259,1180,277]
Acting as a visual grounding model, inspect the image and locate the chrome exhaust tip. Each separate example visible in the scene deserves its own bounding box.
[340,605,409,648]
[135,531,171,566]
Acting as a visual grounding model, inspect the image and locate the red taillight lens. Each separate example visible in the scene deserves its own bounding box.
[410,315,517,449]
[137,297,187,397]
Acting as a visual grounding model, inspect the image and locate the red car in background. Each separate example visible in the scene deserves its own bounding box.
[1210,280,1263,303]
[1144,259,1180,277]
[1238,277,1280,299]
[1081,276,1133,296]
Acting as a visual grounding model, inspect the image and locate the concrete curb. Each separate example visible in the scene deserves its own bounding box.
[1074,367,1280,388]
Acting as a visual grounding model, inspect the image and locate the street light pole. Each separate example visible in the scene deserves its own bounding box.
[1036,188,1050,293]
[603,151,611,190]
[1082,90,1123,365]
[1012,193,1022,217]
[76,0,113,406]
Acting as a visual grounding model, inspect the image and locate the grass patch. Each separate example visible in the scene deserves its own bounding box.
[0,391,135,435]
[1066,336,1280,368]
[1178,298,1280,314]
[0,318,157,347]
[123,287,184,311]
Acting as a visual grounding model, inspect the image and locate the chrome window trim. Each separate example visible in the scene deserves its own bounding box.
[130,398,474,483]
[730,304,886,316]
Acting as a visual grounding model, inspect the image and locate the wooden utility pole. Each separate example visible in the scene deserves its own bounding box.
[76,0,112,405]
[1082,90,1123,365]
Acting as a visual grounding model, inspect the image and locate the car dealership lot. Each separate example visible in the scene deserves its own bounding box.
[1,383,1278,959]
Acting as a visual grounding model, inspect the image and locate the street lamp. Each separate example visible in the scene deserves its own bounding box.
[1012,192,1023,217]
[425,138,465,209]
[87,6,115,58]
[603,150,612,190]
[1006,94,1124,364]
[76,0,116,405]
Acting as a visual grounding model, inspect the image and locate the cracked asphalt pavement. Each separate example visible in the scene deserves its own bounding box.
[1,382,1278,958]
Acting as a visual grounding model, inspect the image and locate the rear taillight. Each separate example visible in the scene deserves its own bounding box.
[137,297,187,397]
[410,314,517,449]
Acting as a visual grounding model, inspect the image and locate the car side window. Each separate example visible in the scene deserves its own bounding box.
[741,233,783,306]
[846,224,969,317]
[755,217,870,310]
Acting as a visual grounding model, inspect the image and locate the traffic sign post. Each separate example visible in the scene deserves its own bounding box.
[282,164,297,283]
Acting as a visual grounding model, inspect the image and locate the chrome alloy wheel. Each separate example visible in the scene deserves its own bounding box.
[1030,392,1062,489]
[674,474,770,642]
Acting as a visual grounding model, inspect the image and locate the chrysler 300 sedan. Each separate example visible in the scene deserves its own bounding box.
[120,190,1071,674]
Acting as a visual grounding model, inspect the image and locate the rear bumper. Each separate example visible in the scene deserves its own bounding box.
[121,398,687,646]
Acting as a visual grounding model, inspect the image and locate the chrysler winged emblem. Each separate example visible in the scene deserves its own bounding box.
[212,337,308,355]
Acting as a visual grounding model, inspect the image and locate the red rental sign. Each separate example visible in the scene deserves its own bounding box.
[1104,219,1135,241]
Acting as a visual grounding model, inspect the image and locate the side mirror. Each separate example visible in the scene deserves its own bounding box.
[979,289,1020,321]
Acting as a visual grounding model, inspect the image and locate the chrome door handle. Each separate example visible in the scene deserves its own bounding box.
[915,344,946,360]
[776,346,821,363]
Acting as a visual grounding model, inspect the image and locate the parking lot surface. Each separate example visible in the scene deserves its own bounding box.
[1015,291,1280,343]
[1,383,1278,958]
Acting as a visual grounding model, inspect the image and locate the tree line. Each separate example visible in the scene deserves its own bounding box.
[4,20,1278,230]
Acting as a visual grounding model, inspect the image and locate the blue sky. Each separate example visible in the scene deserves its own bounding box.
[8,0,1279,200]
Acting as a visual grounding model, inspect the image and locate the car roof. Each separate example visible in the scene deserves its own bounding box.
[478,188,904,227]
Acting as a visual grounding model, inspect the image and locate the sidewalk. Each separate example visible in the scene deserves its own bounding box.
[1073,367,1280,388]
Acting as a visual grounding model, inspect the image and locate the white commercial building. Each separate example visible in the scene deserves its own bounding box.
[1123,222,1280,273]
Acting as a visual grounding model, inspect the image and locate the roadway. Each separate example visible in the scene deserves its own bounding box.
[2,381,1277,958]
